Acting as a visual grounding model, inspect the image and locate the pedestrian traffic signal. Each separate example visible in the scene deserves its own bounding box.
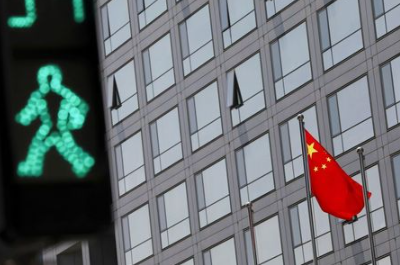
[0,0,111,239]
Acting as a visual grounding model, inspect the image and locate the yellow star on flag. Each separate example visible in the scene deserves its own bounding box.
[314,166,318,172]
[321,164,327,169]
[307,142,318,159]
[327,157,331,162]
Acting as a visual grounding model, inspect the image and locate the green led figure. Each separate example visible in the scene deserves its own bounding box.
[8,0,86,28]
[15,65,95,178]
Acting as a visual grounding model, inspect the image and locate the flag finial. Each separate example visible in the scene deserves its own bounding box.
[297,114,304,122]
[357,147,364,154]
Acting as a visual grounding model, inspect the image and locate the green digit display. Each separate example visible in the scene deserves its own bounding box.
[8,0,85,28]
[15,65,95,178]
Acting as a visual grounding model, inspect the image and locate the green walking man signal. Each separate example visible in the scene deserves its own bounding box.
[15,65,95,178]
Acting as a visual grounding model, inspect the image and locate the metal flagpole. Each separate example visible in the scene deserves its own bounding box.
[357,147,377,265]
[246,202,258,265]
[297,114,318,265]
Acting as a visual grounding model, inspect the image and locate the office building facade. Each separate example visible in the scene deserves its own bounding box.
[47,0,400,264]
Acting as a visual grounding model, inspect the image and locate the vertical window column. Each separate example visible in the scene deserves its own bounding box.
[157,182,190,248]
[381,56,400,128]
[115,131,145,196]
[328,77,374,155]
[143,34,175,101]
[373,0,400,38]
[101,0,131,55]
[280,107,319,182]
[196,159,231,228]
[318,0,363,70]
[219,0,256,48]
[271,23,312,99]
[122,205,153,265]
[150,108,182,174]
[343,165,386,244]
[236,134,274,205]
[179,5,214,76]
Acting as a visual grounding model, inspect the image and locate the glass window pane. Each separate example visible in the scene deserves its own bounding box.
[318,10,330,51]
[108,0,130,35]
[279,23,310,76]
[202,160,229,206]
[394,155,400,199]
[243,135,272,184]
[156,108,181,154]
[186,6,212,53]
[255,216,283,263]
[164,183,189,226]
[226,0,254,24]
[121,132,144,175]
[209,238,237,265]
[114,61,137,102]
[327,0,360,45]
[148,34,173,80]
[337,77,371,131]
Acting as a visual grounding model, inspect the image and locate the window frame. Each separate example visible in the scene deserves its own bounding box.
[186,80,223,152]
[136,0,168,31]
[372,0,400,39]
[156,181,191,249]
[202,237,238,265]
[265,0,298,20]
[270,20,313,101]
[316,0,364,72]
[149,106,183,175]
[178,3,215,77]
[195,157,232,229]
[326,75,375,157]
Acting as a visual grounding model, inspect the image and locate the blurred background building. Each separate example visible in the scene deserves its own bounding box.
[44,0,400,264]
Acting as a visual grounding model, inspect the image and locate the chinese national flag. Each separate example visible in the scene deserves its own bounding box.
[305,130,371,220]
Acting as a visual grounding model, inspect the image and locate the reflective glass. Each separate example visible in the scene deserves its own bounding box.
[255,216,283,264]
[208,238,237,265]
[108,0,130,35]
[188,82,222,151]
[229,53,265,126]
[123,204,153,265]
[266,0,296,18]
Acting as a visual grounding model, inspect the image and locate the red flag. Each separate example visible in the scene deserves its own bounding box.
[305,130,371,220]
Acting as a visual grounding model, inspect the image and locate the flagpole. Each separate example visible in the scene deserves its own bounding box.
[297,114,318,265]
[246,202,258,265]
[357,147,377,265]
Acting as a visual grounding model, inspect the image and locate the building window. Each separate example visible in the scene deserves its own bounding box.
[203,238,237,265]
[271,22,312,99]
[187,82,222,151]
[318,0,363,70]
[196,159,231,228]
[227,53,265,126]
[219,0,256,48]
[265,0,297,18]
[150,108,182,174]
[280,106,319,183]
[122,204,153,265]
[101,0,131,56]
[236,134,274,205]
[381,55,400,128]
[137,0,167,30]
[392,154,400,218]
[107,61,138,125]
[373,0,400,38]
[328,77,373,156]
[373,256,392,265]
[157,182,190,248]
[178,259,194,265]
[245,215,284,265]
[289,199,333,265]
[179,5,214,76]
[115,131,145,196]
[343,165,386,244]
[143,34,175,101]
